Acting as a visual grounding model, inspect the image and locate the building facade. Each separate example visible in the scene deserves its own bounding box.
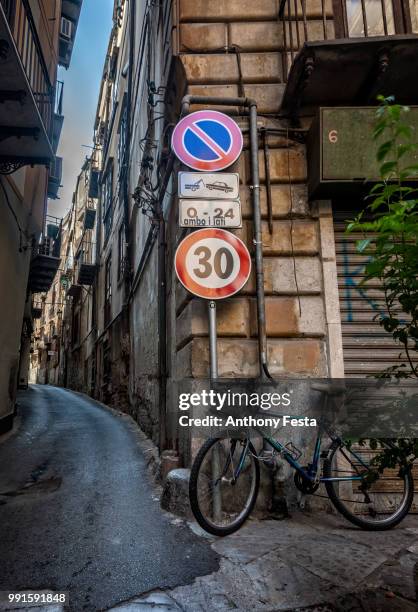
[0,0,82,431]
[30,158,97,389]
[30,0,418,473]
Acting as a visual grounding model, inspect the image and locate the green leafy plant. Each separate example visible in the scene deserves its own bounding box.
[347,96,418,379]
[346,97,418,475]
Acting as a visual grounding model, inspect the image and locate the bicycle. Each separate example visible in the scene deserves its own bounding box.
[189,386,415,536]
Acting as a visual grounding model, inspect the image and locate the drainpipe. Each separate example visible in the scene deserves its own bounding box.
[157,193,167,451]
[123,0,136,297]
[180,95,271,380]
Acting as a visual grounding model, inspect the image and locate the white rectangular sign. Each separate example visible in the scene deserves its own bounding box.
[179,199,242,228]
[178,172,239,200]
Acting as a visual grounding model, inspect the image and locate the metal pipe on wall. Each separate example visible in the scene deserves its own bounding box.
[208,301,218,382]
[123,0,136,298]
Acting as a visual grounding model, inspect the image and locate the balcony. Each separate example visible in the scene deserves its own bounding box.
[278,0,418,117]
[84,207,96,229]
[67,282,82,298]
[28,220,62,293]
[76,238,97,286]
[59,1,83,69]
[32,301,43,319]
[0,0,54,172]
[46,216,61,240]
[47,155,63,199]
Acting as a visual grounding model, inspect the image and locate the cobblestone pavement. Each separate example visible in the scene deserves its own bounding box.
[108,511,418,612]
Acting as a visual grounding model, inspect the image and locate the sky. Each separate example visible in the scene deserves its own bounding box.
[48,0,114,218]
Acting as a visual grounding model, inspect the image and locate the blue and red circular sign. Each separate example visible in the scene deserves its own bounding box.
[171,110,243,172]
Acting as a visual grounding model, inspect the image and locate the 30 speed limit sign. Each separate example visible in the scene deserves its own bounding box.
[175,229,251,299]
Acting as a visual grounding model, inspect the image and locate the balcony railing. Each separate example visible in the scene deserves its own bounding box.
[32,301,43,319]
[0,0,54,135]
[76,238,97,285]
[278,0,413,79]
[28,219,62,293]
[48,156,63,199]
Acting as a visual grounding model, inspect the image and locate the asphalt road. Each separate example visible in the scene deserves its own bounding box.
[0,385,218,611]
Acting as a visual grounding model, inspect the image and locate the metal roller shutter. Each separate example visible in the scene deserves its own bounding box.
[333,213,407,377]
[334,211,418,511]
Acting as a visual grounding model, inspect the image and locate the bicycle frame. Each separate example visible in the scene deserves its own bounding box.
[232,426,369,484]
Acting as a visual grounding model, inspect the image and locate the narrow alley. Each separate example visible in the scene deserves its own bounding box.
[1,1,418,610]
[1,386,418,611]
[0,386,218,611]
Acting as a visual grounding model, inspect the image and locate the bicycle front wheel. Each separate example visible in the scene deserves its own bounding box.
[189,436,260,536]
[324,441,414,530]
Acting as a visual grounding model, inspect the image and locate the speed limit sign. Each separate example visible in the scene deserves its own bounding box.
[175,229,251,299]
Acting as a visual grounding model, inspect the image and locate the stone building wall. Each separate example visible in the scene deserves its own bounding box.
[160,0,345,462]
[27,1,344,472]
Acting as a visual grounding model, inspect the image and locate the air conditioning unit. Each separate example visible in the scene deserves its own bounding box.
[60,17,73,40]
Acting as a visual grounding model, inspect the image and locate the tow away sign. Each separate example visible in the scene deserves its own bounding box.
[178,172,239,200]
[179,199,241,228]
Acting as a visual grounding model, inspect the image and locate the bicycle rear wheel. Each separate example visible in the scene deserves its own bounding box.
[189,436,260,536]
[324,441,414,530]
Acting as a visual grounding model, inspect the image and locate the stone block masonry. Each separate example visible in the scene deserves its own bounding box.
[180,53,284,85]
[173,1,329,382]
[176,338,327,378]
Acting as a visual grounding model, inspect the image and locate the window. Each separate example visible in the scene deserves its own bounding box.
[72,311,80,347]
[90,353,96,395]
[104,255,112,326]
[102,162,114,242]
[88,169,100,199]
[346,0,395,36]
[117,224,125,280]
[103,341,111,385]
[92,286,97,328]
[60,17,74,40]
[118,97,128,172]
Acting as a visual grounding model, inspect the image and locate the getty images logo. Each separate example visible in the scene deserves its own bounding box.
[178,389,292,412]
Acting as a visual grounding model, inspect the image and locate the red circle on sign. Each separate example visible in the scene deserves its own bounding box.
[171,110,243,172]
[175,229,251,299]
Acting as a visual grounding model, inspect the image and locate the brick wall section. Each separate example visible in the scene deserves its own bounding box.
[178,0,336,112]
[173,0,331,381]
[174,138,328,377]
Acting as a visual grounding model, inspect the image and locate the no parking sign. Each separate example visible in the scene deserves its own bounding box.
[171,110,243,172]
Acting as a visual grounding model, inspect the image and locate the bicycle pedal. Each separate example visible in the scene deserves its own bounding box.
[259,449,277,467]
[285,442,302,461]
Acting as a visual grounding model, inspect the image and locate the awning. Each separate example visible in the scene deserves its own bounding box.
[280,35,418,118]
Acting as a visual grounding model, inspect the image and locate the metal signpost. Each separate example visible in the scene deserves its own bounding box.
[172,111,247,382]
[175,228,251,382]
